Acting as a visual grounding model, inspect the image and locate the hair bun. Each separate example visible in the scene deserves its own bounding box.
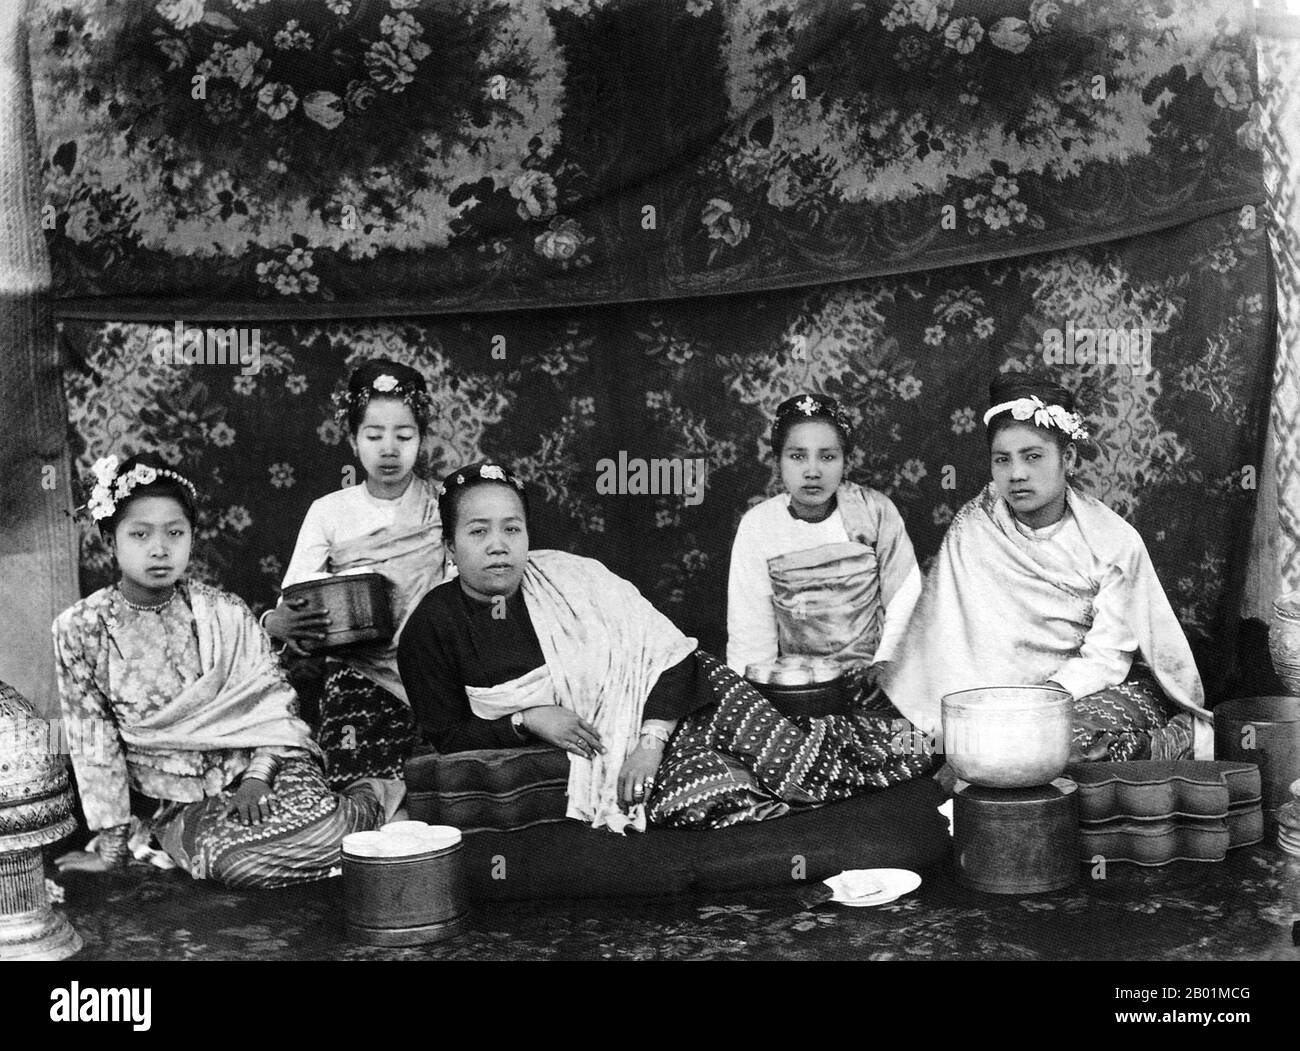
[348,358,427,395]
[770,392,855,458]
[988,371,1075,414]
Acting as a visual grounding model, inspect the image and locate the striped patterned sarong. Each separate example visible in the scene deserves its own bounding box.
[153,757,383,889]
[1073,667,1195,762]
[648,652,935,829]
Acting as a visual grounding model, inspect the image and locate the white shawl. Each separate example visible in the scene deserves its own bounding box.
[886,484,1212,758]
[464,550,696,833]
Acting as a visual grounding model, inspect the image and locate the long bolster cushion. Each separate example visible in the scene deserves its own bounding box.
[406,746,571,833]
[405,749,951,900]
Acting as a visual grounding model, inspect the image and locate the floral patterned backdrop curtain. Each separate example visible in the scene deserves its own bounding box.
[27,0,1274,693]
[32,0,1261,315]
[57,208,1271,674]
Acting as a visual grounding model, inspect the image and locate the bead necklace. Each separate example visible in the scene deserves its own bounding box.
[117,583,178,613]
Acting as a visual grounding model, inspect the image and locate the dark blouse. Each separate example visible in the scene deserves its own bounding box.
[397,579,712,753]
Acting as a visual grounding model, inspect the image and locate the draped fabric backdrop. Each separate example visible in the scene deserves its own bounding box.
[56,213,1272,670]
[0,0,80,718]
[8,0,1286,706]
[1256,9,1300,610]
[34,0,1263,314]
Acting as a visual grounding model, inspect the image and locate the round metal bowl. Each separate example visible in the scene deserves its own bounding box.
[941,685,1073,789]
[750,677,850,719]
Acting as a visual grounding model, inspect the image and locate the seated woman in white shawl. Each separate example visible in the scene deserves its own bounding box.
[885,375,1212,762]
[398,461,931,834]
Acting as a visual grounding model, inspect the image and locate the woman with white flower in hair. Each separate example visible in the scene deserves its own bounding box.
[53,453,392,888]
[265,359,448,793]
[886,374,1213,762]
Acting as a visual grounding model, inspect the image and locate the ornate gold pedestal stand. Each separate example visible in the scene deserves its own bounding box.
[0,681,81,960]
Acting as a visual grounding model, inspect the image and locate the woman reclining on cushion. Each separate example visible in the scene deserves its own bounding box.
[397,461,933,833]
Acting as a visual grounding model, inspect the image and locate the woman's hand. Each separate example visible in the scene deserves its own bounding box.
[521,706,605,759]
[263,597,331,657]
[618,743,664,809]
[54,849,117,873]
[227,778,274,826]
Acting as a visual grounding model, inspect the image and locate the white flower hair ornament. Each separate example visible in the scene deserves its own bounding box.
[92,454,120,487]
[777,393,856,439]
[982,396,1090,441]
[82,456,198,523]
[440,463,527,497]
[331,374,434,427]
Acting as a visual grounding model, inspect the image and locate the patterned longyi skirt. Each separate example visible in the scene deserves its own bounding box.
[1072,666,1195,761]
[648,651,934,829]
[316,662,416,790]
[153,757,384,889]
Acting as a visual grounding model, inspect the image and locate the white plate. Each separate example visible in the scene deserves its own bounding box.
[823,868,922,907]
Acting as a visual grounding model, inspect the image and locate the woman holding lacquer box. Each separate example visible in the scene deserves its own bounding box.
[265,359,449,792]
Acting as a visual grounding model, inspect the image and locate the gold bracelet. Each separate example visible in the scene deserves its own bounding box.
[97,823,131,866]
[243,755,280,786]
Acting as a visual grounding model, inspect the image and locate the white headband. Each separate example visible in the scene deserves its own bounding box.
[983,395,1089,441]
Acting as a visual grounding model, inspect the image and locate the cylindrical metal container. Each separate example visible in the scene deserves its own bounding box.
[1214,696,1300,824]
[280,572,394,651]
[953,778,1079,894]
[342,832,470,947]
[942,685,1073,789]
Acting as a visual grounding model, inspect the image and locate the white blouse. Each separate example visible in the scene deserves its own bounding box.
[725,493,922,674]
[280,479,444,589]
[1013,511,1134,700]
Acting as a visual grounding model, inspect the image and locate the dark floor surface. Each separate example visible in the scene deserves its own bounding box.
[46,626,1300,961]
[49,841,1300,961]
